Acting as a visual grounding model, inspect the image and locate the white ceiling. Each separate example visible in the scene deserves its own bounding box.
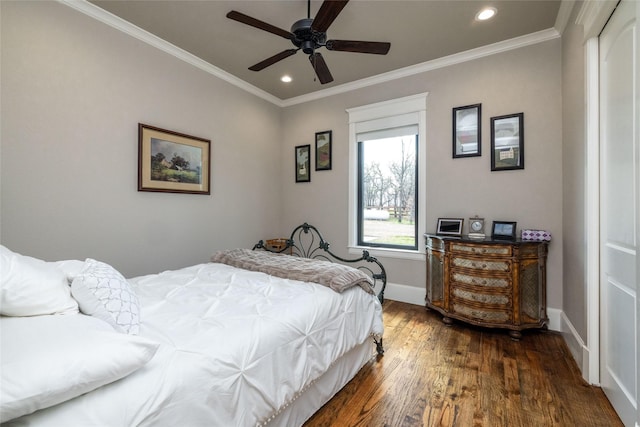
[88,0,562,101]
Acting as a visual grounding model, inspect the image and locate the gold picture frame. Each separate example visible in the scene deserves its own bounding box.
[138,123,211,194]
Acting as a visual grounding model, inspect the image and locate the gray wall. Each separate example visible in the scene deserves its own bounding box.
[1,1,565,312]
[0,1,283,277]
[561,2,588,345]
[281,40,564,309]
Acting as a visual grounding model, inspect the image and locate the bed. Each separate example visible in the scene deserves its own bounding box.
[0,223,385,426]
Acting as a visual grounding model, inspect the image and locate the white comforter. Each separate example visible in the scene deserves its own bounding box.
[7,262,383,426]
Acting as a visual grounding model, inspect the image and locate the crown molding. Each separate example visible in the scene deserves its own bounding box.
[281,28,560,107]
[58,0,282,106]
[576,0,617,40]
[61,0,560,109]
[554,0,576,35]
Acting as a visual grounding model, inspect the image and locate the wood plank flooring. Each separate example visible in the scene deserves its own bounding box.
[304,300,623,427]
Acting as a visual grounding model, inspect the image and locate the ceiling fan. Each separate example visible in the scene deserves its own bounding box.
[226,0,391,84]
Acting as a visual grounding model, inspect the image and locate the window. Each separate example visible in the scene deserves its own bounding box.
[347,93,427,258]
[358,132,418,250]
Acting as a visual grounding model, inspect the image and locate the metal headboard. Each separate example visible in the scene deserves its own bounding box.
[253,222,387,305]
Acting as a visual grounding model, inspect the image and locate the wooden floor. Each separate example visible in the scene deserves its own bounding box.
[305,300,623,427]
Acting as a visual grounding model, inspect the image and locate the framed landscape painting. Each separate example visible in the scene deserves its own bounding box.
[138,123,211,194]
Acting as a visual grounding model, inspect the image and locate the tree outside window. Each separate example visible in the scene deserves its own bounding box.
[358,135,418,250]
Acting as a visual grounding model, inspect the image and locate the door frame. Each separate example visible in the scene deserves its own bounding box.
[578,0,619,386]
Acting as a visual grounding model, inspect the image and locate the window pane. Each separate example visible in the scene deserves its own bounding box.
[358,134,417,249]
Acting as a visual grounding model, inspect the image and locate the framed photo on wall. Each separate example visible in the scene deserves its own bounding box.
[315,130,332,171]
[295,144,311,183]
[491,113,524,171]
[138,123,211,195]
[453,104,481,158]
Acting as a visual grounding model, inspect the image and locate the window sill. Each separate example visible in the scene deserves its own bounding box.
[348,246,426,261]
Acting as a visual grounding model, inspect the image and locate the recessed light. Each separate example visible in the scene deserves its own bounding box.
[281,75,292,83]
[476,7,497,21]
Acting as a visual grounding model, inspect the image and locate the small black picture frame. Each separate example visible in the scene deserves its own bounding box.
[453,104,481,158]
[491,113,524,171]
[315,130,332,171]
[436,218,464,236]
[491,221,517,240]
[295,144,311,183]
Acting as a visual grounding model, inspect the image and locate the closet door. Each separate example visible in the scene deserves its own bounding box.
[599,1,638,425]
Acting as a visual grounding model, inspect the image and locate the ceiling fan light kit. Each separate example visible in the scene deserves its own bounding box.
[226,0,391,85]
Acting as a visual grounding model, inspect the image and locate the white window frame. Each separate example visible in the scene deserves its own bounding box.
[346,93,428,260]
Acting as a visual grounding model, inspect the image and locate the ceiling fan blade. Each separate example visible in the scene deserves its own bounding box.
[249,49,299,71]
[226,10,293,40]
[326,40,391,55]
[311,0,349,33]
[309,52,333,84]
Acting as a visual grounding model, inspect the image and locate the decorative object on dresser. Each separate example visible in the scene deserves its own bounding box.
[424,234,548,340]
[491,220,517,240]
[436,218,464,236]
[452,104,481,158]
[521,229,552,241]
[315,130,332,171]
[490,112,524,171]
[468,216,485,239]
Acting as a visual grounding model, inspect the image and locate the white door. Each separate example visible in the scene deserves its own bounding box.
[599,1,639,426]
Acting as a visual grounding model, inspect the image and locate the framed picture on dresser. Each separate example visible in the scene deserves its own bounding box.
[436,218,464,236]
[491,221,517,239]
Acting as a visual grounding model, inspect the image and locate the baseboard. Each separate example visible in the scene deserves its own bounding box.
[384,282,425,306]
[559,310,592,384]
[547,307,561,332]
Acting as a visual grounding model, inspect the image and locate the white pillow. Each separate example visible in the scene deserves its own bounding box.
[0,314,159,422]
[52,259,87,283]
[71,259,140,334]
[0,245,79,316]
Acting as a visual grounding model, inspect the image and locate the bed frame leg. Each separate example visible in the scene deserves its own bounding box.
[374,337,384,357]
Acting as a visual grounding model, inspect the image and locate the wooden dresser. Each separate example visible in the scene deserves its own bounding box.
[424,234,548,340]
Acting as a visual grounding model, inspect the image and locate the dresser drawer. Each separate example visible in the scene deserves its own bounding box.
[451,287,511,307]
[451,271,510,288]
[451,242,512,256]
[451,302,511,324]
[451,256,511,272]
[425,236,445,251]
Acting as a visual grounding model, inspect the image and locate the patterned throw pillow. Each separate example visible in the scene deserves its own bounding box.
[71,259,140,335]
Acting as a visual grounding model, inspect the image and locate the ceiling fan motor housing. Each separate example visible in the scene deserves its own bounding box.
[291,18,326,54]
